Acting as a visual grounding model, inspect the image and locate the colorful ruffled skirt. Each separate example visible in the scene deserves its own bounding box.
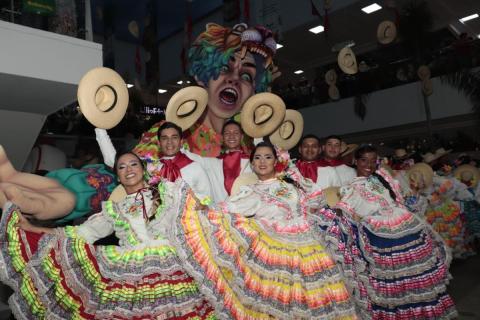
[425,199,474,258]
[169,187,357,320]
[316,206,457,320]
[0,203,215,320]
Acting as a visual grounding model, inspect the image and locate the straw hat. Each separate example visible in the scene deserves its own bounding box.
[422,148,452,163]
[165,86,208,131]
[323,187,340,207]
[422,79,433,96]
[325,69,337,85]
[417,65,431,80]
[340,142,358,157]
[231,172,258,196]
[269,109,304,150]
[77,67,129,129]
[128,20,139,38]
[377,20,397,44]
[454,164,480,188]
[337,47,358,75]
[328,84,340,100]
[240,92,286,138]
[393,148,413,160]
[108,185,127,202]
[408,163,434,188]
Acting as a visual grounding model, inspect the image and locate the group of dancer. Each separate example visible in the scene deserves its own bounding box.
[0,22,461,319]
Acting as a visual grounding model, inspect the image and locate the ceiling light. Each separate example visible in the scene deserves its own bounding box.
[361,3,382,14]
[459,13,479,23]
[158,89,167,93]
[177,80,183,85]
[186,80,191,84]
[276,43,284,49]
[126,83,134,88]
[309,25,324,34]
[294,70,304,74]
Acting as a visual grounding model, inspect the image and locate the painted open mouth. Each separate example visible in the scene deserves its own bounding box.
[219,87,238,106]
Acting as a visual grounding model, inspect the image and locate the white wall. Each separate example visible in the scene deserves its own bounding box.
[300,76,475,137]
[0,110,46,169]
[0,20,102,85]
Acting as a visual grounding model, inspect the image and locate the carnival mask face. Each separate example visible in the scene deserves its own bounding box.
[158,127,182,157]
[323,138,342,160]
[356,151,378,177]
[222,123,243,151]
[205,51,257,119]
[299,138,321,161]
[116,153,144,192]
[251,146,277,181]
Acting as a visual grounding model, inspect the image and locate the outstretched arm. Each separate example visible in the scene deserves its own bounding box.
[95,128,117,168]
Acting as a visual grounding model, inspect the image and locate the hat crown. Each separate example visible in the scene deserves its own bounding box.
[254,105,273,125]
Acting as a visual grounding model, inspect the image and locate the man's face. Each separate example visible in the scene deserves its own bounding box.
[158,128,181,157]
[205,51,257,119]
[222,123,243,151]
[323,138,342,160]
[298,138,320,161]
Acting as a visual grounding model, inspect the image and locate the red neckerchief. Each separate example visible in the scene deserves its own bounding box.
[296,160,320,183]
[218,150,249,195]
[317,158,345,167]
[159,152,193,182]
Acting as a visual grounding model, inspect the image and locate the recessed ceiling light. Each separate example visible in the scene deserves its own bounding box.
[158,89,167,93]
[186,80,191,84]
[294,70,304,74]
[459,13,479,23]
[177,80,183,85]
[361,3,382,14]
[276,43,284,49]
[309,25,324,34]
[477,34,480,39]
[126,83,134,88]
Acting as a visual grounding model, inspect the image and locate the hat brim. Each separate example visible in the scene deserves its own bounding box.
[269,109,304,150]
[77,67,129,129]
[337,47,358,75]
[325,70,337,85]
[341,144,358,157]
[323,186,340,207]
[231,172,258,196]
[407,163,434,188]
[240,92,286,138]
[377,21,397,44]
[328,85,340,100]
[165,86,208,132]
[454,164,480,187]
[108,185,127,202]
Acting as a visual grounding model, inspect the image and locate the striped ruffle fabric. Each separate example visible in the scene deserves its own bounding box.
[0,203,215,320]
[170,185,357,320]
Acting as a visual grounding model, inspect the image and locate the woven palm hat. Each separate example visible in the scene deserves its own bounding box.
[325,69,337,85]
[454,164,480,188]
[377,20,397,44]
[337,47,358,75]
[240,92,286,138]
[407,163,434,188]
[165,86,208,131]
[77,67,129,129]
[328,84,340,100]
[231,172,258,196]
[269,109,304,150]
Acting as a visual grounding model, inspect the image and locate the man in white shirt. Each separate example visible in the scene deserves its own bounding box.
[185,120,251,203]
[315,135,356,189]
[96,122,212,202]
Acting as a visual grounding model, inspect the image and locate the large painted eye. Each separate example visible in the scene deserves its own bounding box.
[241,29,262,43]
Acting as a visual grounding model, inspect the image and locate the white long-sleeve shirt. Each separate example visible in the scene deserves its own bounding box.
[316,165,356,189]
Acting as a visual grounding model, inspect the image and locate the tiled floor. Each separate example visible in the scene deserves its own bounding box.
[0,255,479,319]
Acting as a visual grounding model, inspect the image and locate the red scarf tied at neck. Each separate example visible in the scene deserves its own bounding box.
[218,150,249,195]
[296,160,320,183]
[159,152,193,182]
[317,158,345,167]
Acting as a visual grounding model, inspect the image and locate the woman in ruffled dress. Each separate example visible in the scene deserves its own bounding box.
[331,145,456,319]
[0,151,215,320]
[167,142,357,320]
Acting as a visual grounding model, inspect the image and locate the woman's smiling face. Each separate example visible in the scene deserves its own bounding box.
[356,151,378,177]
[116,153,144,192]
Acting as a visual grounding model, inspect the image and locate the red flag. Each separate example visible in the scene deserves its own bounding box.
[244,0,250,22]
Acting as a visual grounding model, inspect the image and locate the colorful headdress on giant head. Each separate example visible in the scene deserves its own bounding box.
[188,23,277,93]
